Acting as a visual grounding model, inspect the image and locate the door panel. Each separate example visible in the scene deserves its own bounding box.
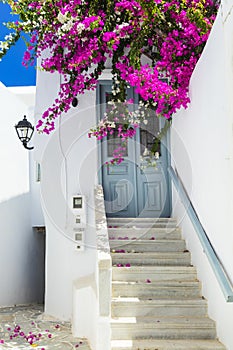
[99,84,138,217]
[98,82,170,218]
[143,181,162,211]
[102,131,138,217]
[135,116,170,217]
[136,161,169,217]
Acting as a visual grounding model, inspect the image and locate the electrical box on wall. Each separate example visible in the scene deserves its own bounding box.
[72,195,86,227]
[73,228,85,251]
[72,195,86,251]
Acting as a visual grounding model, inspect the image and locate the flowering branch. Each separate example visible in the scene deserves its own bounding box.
[0,0,219,159]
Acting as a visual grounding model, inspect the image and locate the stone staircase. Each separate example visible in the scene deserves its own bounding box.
[108,217,226,350]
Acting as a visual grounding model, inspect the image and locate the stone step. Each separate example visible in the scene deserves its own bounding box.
[108,227,182,240]
[111,298,207,317]
[111,339,226,350]
[111,316,216,340]
[109,218,226,350]
[108,221,178,231]
[112,266,197,282]
[110,239,186,252]
[112,281,201,298]
[111,251,191,266]
[108,217,177,223]
[107,218,177,229]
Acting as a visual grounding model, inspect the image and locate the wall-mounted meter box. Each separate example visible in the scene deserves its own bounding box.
[73,227,85,251]
[73,196,83,209]
[72,195,87,228]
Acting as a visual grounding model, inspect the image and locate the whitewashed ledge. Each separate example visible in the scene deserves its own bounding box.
[94,185,112,316]
[95,185,111,254]
[94,185,112,350]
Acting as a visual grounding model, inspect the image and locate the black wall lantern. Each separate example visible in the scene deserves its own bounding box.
[15,115,34,150]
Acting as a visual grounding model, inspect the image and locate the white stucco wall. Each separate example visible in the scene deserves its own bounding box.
[0,82,44,306]
[171,3,233,349]
[34,64,101,320]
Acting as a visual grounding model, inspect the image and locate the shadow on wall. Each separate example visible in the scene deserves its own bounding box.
[0,192,45,306]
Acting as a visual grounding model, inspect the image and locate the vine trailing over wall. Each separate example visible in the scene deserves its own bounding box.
[0,0,219,163]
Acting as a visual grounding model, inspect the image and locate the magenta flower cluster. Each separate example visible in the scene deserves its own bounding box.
[0,322,84,348]
[3,323,53,349]
[88,99,145,164]
[1,0,219,137]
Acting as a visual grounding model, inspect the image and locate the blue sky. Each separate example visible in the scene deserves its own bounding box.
[0,3,36,86]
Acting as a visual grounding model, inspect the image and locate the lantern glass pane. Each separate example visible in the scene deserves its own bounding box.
[27,127,33,139]
[19,127,28,139]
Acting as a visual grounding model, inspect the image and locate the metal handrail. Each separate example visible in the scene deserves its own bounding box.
[168,166,233,302]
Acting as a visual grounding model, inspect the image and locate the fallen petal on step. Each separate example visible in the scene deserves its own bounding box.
[146,279,151,283]
[125,263,131,267]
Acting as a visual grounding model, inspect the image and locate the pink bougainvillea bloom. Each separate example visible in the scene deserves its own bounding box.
[0,0,218,154]
[23,51,31,62]
[36,120,43,129]
[146,279,151,283]
[30,34,37,43]
[127,98,134,104]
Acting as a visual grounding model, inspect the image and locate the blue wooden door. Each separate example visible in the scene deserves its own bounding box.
[135,116,171,217]
[98,82,171,218]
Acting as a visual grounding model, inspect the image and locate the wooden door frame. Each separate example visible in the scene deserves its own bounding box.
[96,79,111,186]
